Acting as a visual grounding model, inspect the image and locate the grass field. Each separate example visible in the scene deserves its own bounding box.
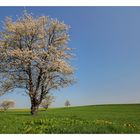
[0,104,140,134]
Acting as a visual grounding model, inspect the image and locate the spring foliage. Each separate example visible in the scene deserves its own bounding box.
[41,95,55,109]
[0,12,74,115]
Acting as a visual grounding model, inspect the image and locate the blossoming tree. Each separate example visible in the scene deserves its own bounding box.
[0,100,15,111]
[41,95,55,110]
[0,12,74,115]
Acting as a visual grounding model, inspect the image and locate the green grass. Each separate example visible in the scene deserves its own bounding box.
[0,104,140,133]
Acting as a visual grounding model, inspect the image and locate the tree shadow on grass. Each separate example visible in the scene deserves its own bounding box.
[7,112,31,117]
[11,111,46,117]
[14,113,31,116]
[1,110,47,117]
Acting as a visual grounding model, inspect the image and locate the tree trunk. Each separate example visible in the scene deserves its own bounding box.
[31,103,39,116]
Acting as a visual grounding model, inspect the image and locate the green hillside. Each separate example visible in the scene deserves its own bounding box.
[0,104,140,133]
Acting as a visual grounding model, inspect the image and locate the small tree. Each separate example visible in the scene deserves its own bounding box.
[41,95,55,110]
[0,100,15,111]
[65,100,70,107]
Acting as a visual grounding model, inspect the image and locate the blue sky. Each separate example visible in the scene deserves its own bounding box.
[0,7,140,108]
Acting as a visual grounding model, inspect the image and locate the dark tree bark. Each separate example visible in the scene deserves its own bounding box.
[30,102,39,116]
[30,97,40,116]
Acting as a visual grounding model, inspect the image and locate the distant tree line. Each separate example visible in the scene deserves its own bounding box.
[0,98,72,111]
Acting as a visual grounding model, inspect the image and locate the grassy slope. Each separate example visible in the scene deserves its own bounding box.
[0,104,140,133]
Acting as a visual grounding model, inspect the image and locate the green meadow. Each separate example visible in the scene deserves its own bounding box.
[0,104,140,134]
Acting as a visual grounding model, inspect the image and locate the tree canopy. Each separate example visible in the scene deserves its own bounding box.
[0,12,75,115]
